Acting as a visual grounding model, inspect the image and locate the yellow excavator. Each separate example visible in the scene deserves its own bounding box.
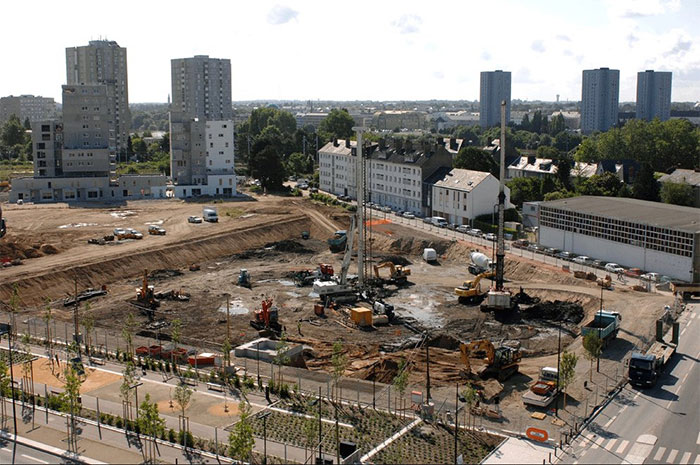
[460,339,522,382]
[373,261,411,285]
[455,270,495,303]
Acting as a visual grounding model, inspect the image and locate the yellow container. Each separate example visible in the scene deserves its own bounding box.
[350,307,373,327]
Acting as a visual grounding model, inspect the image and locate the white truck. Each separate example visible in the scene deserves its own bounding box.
[522,367,560,408]
[203,207,219,223]
[423,248,437,263]
[468,251,493,275]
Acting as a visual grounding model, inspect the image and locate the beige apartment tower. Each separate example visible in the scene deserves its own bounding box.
[171,55,232,120]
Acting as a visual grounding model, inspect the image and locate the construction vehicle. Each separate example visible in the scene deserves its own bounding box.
[522,367,560,407]
[250,297,282,333]
[293,264,334,287]
[628,319,679,387]
[314,217,357,300]
[238,268,251,288]
[460,339,522,381]
[670,282,700,300]
[327,230,347,253]
[597,274,612,289]
[129,269,160,319]
[468,252,493,275]
[372,261,411,285]
[581,310,621,348]
[0,205,6,238]
[480,101,516,317]
[455,270,495,303]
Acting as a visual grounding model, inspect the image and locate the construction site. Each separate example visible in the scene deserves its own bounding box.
[0,129,681,463]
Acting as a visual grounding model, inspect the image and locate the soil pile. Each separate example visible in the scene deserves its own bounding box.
[149,269,184,281]
[376,255,412,266]
[524,300,584,323]
[264,240,311,254]
[387,237,451,256]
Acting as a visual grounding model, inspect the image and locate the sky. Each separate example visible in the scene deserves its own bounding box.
[1,0,698,103]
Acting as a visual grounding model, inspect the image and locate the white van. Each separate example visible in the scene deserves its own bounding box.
[423,248,437,263]
[430,216,448,228]
[203,207,219,223]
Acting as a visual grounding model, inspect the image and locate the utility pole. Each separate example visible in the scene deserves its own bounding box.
[454,383,459,465]
[426,342,431,402]
[318,386,322,463]
[598,285,603,372]
[353,126,367,286]
[73,275,80,356]
[225,293,231,342]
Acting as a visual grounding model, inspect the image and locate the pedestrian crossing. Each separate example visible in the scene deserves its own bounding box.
[572,432,699,464]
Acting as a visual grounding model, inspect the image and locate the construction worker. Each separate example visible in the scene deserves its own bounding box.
[297,320,303,336]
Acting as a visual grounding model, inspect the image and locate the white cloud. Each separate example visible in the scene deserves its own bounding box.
[531,40,546,53]
[392,14,422,34]
[267,5,298,25]
[606,0,680,18]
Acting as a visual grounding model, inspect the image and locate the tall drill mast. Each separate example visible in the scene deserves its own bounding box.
[495,101,507,291]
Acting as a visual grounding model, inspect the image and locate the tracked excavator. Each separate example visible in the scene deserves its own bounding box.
[460,339,522,382]
[455,270,495,303]
[250,297,282,334]
[372,261,411,285]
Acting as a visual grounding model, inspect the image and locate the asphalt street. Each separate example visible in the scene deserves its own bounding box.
[559,302,699,464]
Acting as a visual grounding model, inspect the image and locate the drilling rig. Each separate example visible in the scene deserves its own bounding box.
[481,101,517,317]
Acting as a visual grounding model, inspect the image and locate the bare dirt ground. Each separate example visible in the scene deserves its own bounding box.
[1,195,674,412]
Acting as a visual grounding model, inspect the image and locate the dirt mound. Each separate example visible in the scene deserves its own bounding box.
[148,269,184,281]
[523,300,584,324]
[376,255,412,266]
[428,334,461,350]
[353,358,403,383]
[23,248,42,259]
[40,244,59,255]
[264,240,311,253]
[387,237,451,255]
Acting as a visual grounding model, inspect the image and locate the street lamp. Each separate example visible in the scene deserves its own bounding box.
[260,411,272,465]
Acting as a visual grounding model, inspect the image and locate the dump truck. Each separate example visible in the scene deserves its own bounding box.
[581,310,621,347]
[522,367,560,408]
[468,252,493,275]
[327,230,347,253]
[670,282,700,300]
[628,319,679,388]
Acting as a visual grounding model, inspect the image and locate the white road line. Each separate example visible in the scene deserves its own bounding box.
[604,415,617,427]
[0,447,11,453]
[21,454,49,464]
[694,453,700,464]
[697,431,700,445]
[605,438,618,451]
[590,436,601,450]
[580,436,590,448]
[682,327,688,336]
[680,452,692,464]
[654,447,667,461]
[667,449,679,463]
[616,439,630,454]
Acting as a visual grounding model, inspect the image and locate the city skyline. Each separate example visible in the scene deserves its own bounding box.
[0,0,698,103]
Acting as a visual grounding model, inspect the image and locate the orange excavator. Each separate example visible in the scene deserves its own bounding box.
[129,269,160,319]
[250,297,282,333]
[460,339,522,382]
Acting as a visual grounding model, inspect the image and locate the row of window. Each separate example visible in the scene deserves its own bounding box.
[540,206,694,257]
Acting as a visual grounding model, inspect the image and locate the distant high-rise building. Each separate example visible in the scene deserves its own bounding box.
[581,68,619,134]
[66,40,130,155]
[170,55,232,120]
[169,55,235,196]
[636,70,672,122]
[479,70,511,128]
[0,95,56,125]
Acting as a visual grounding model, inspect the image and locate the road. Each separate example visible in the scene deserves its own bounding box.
[559,302,699,464]
[0,442,68,465]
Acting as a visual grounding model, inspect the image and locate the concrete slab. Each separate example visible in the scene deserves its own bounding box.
[482,436,554,464]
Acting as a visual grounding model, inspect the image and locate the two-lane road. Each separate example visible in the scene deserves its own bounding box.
[560,303,699,464]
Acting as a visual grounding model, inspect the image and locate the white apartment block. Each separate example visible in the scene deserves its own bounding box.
[318,138,453,215]
[431,169,512,225]
[0,95,57,125]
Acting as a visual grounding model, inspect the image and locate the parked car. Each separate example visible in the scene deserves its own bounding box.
[555,251,576,261]
[447,223,459,231]
[309,187,318,194]
[544,247,561,256]
[605,263,625,273]
[188,216,203,224]
[381,206,392,213]
[402,212,416,219]
[484,233,497,241]
[126,228,143,240]
[640,272,660,282]
[395,210,405,216]
[456,225,470,234]
[512,239,529,249]
[148,225,166,235]
[573,256,591,265]
[658,275,673,283]
[430,216,448,228]
[468,229,483,237]
[113,228,127,237]
[591,259,608,269]
[423,217,432,224]
[624,268,643,277]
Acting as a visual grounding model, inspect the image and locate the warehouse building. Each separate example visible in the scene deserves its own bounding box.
[537,196,699,282]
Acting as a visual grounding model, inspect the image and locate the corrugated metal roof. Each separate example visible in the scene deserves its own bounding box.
[540,196,700,233]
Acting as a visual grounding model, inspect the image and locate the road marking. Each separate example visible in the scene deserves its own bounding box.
[590,436,601,450]
[680,452,692,464]
[638,434,657,445]
[604,438,617,451]
[0,447,11,453]
[654,447,667,461]
[694,453,700,464]
[697,431,700,445]
[667,449,679,463]
[682,327,687,336]
[21,454,48,464]
[604,415,617,427]
[616,440,630,454]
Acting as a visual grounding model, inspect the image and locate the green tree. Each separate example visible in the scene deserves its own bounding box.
[331,341,347,401]
[159,132,170,153]
[555,154,573,189]
[0,115,27,155]
[507,177,543,207]
[392,359,409,418]
[460,384,478,430]
[82,302,95,357]
[554,131,582,153]
[303,415,318,461]
[249,145,286,190]
[121,312,136,360]
[559,351,578,408]
[453,146,497,175]
[120,361,137,419]
[63,365,83,452]
[228,397,254,461]
[173,382,193,426]
[582,333,603,382]
[23,117,31,130]
[131,137,148,160]
[170,318,182,370]
[274,332,290,386]
[286,152,313,177]
[543,190,575,201]
[660,181,695,206]
[536,145,560,160]
[576,172,622,197]
[318,109,354,141]
[632,163,659,201]
[549,113,566,135]
[138,393,165,462]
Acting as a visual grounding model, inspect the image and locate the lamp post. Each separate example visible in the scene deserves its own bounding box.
[260,411,271,465]
[555,322,562,416]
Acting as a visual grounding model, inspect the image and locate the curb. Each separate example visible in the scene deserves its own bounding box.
[0,430,106,464]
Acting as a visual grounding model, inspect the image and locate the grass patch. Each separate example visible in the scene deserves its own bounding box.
[221,207,245,218]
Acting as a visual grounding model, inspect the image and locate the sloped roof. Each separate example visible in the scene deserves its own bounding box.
[658,169,700,187]
[433,168,491,192]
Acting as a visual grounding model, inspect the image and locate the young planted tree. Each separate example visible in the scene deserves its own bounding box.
[460,384,478,430]
[63,365,83,453]
[82,303,95,357]
[559,351,579,408]
[331,341,347,401]
[582,332,603,381]
[8,284,20,337]
[392,359,409,419]
[170,318,182,371]
[121,312,136,360]
[303,414,318,461]
[222,338,232,369]
[173,381,193,435]
[120,361,137,420]
[0,360,9,425]
[273,332,290,387]
[138,393,165,463]
[228,396,254,462]
[43,299,54,369]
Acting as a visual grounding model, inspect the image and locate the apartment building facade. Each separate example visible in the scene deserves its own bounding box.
[171,55,232,120]
[636,70,672,122]
[581,68,619,134]
[480,70,511,128]
[0,95,56,125]
[66,40,130,155]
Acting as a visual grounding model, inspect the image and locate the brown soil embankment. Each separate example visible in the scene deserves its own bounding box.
[0,214,311,306]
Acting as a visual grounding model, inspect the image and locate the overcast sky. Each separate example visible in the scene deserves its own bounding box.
[1,0,698,103]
